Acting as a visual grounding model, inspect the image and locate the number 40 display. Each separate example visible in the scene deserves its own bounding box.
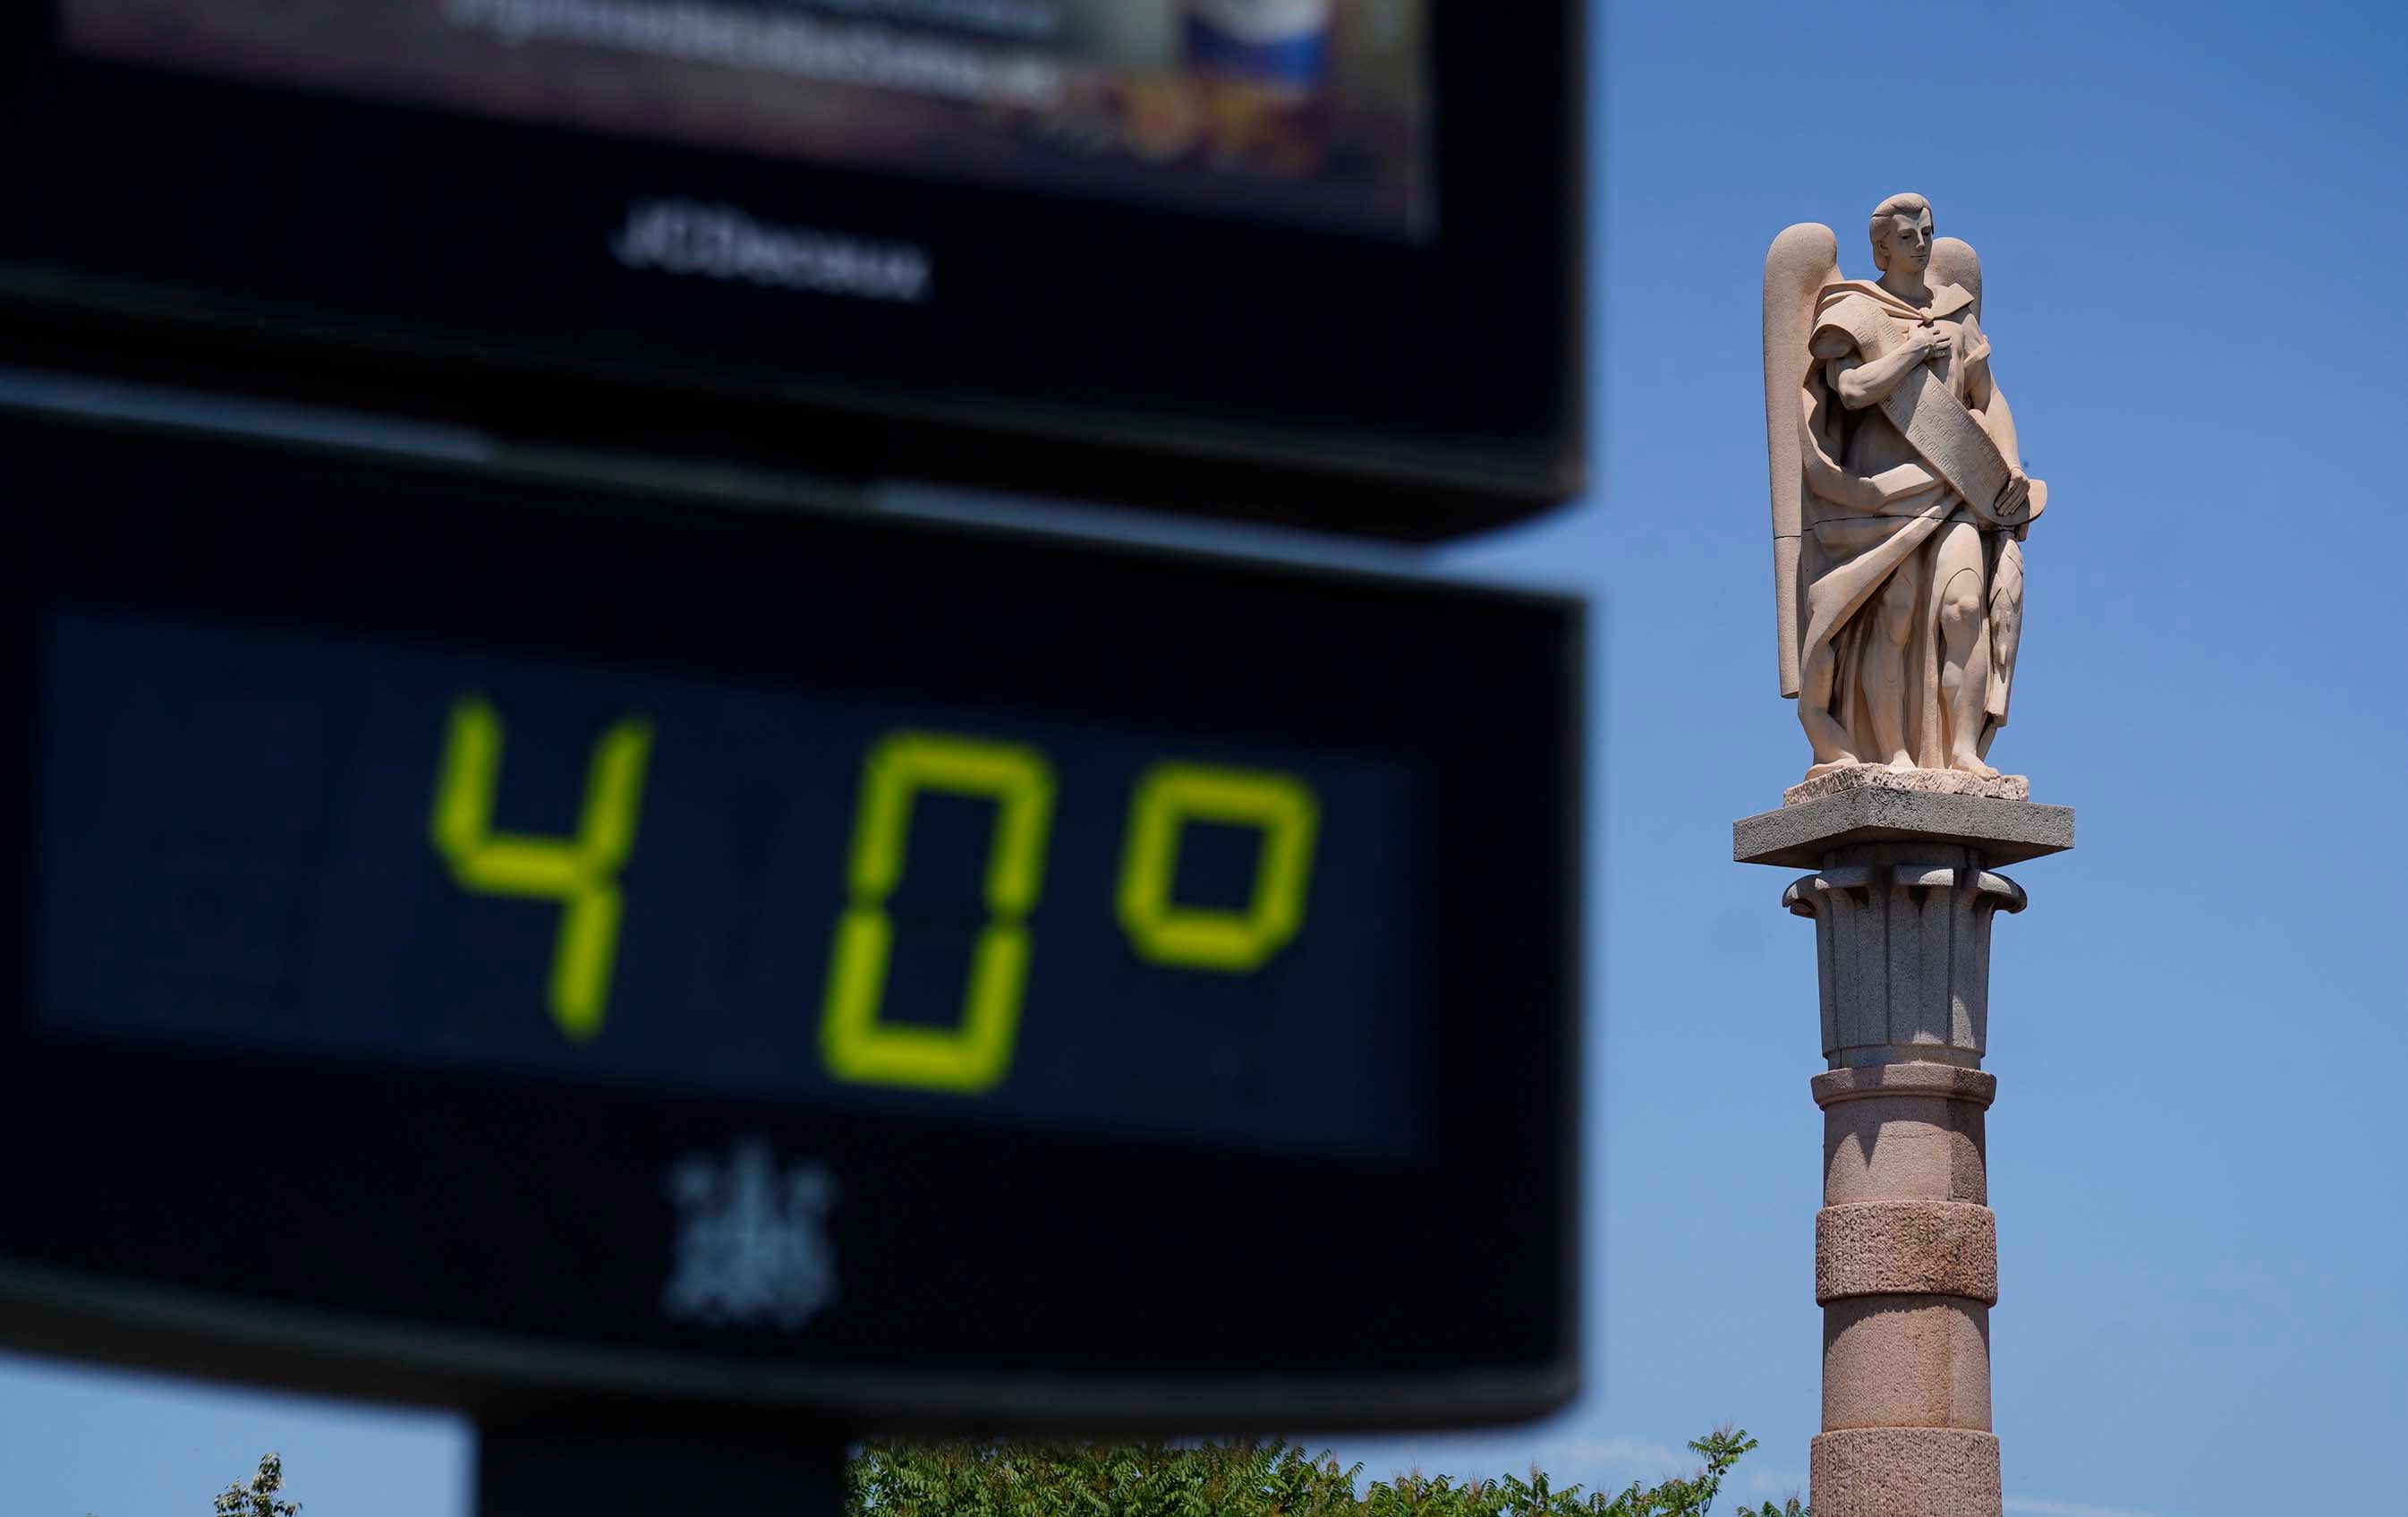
[427,697,1322,1095]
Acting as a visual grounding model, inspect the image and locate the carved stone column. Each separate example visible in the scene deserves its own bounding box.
[1736,785,2073,1517]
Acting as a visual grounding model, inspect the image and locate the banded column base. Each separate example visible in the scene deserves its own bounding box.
[1810,1428,2001,1517]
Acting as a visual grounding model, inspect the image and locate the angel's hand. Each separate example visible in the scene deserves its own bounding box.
[1913,326,1951,362]
[1992,470,2032,524]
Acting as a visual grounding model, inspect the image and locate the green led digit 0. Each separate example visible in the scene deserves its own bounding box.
[1117,763,1320,972]
[821,733,1055,1095]
[429,696,654,1044]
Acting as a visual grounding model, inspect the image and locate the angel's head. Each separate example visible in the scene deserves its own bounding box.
[1868,192,1934,276]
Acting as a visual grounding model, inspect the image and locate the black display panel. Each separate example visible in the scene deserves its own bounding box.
[0,2,1580,539]
[0,414,1581,1428]
[38,607,1428,1159]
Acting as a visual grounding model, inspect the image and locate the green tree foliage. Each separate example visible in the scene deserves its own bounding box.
[211,1453,300,1517]
[189,1430,1808,1517]
[848,1428,1808,1517]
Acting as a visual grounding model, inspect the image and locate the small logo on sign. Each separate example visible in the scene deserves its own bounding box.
[611,200,933,303]
[662,1140,838,1330]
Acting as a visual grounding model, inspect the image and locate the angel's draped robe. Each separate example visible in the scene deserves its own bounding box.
[1797,278,2025,767]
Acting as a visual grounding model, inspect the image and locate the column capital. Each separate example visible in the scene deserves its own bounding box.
[1760,842,2025,1069]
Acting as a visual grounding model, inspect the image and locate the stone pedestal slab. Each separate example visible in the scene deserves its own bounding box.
[1734,788,2073,869]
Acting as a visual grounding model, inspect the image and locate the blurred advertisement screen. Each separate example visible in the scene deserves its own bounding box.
[59,0,1434,239]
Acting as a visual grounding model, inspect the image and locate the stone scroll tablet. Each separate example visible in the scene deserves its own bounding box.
[1878,363,2027,527]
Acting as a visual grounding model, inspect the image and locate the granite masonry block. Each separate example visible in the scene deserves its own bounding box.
[1816,1200,1998,1304]
[1810,1428,2003,1517]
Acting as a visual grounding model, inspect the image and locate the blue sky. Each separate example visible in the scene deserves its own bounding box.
[6,2,2404,1513]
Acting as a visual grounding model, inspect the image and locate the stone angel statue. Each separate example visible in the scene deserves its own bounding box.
[1763,193,2046,797]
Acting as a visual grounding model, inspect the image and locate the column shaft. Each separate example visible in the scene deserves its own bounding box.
[1736,787,2072,1517]
[1792,868,2014,1517]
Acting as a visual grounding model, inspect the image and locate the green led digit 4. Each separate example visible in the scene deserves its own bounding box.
[1118,763,1321,972]
[429,696,654,1043]
[820,732,1057,1095]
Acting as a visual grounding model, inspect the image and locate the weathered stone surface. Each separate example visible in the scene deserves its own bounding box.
[1735,788,2073,868]
[1816,1201,1997,1304]
[1816,1065,1995,1209]
[1810,1428,2002,1517]
[1785,763,2029,806]
[1821,1088,1989,1206]
[1823,1295,1992,1431]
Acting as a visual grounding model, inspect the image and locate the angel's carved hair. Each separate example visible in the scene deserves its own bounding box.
[1868,192,1932,269]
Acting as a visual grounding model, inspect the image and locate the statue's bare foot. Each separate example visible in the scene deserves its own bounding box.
[1803,757,1861,781]
[1887,753,1915,771]
[1948,753,2000,780]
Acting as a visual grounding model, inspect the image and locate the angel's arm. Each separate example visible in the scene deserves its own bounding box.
[1962,325,2038,533]
[1805,453,1940,516]
[1970,363,2023,468]
[1817,327,1944,409]
[1799,388,1937,516]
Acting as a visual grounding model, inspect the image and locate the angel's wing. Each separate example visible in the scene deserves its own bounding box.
[1764,223,1840,698]
[1928,235,2045,522]
[1930,235,1981,320]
